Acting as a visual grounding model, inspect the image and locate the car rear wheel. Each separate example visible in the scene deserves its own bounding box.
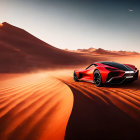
[74,71,79,82]
[93,70,102,87]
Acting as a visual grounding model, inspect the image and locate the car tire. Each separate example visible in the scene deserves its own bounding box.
[93,70,103,87]
[74,71,79,82]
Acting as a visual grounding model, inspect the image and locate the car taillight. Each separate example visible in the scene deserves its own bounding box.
[105,67,117,71]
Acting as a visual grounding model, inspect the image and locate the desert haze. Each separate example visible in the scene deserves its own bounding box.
[0,22,140,140]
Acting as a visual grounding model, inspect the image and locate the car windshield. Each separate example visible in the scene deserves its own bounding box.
[86,64,97,69]
[99,62,133,71]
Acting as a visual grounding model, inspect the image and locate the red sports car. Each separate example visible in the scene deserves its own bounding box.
[74,61,139,87]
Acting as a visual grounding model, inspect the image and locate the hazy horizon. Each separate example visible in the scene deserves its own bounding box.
[0,0,140,52]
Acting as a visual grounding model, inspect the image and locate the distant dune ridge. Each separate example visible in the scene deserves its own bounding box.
[70,47,139,56]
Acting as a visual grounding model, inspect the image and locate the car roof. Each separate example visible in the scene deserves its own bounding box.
[95,61,133,71]
[96,61,117,64]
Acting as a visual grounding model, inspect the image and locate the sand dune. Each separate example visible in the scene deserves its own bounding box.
[0,70,140,140]
[0,22,100,73]
[1,22,139,73]
[0,73,73,140]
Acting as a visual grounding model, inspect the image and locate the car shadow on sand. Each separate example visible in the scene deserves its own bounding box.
[105,78,140,90]
[63,79,140,140]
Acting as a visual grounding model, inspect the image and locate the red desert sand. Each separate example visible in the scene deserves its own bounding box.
[0,22,140,140]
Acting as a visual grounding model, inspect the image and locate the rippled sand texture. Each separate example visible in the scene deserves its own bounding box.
[0,70,140,140]
[0,73,73,140]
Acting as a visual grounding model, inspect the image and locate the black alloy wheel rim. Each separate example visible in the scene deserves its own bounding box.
[94,73,101,85]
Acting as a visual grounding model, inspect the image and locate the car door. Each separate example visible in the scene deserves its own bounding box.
[82,64,97,81]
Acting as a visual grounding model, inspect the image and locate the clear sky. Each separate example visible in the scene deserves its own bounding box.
[0,0,140,52]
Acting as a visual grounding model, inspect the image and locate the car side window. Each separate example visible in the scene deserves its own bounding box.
[86,64,97,69]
